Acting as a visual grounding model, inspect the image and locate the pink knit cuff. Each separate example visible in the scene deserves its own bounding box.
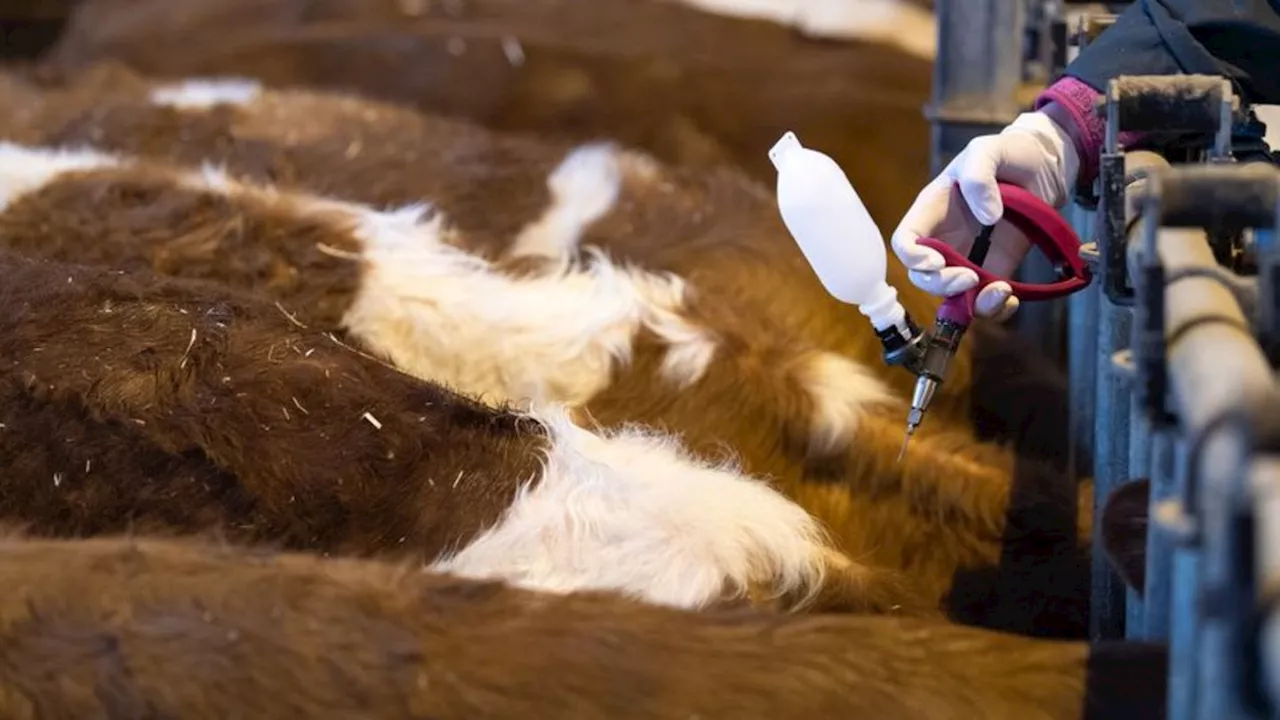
[1034,76,1144,188]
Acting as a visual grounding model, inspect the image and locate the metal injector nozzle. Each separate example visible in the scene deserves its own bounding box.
[897,316,969,461]
[896,223,996,461]
[898,376,935,460]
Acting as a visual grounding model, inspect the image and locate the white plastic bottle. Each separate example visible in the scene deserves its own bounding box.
[768,131,909,334]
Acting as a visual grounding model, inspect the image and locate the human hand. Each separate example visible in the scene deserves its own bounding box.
[890,109,1080,321]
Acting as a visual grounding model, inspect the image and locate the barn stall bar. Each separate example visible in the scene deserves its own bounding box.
[931,0,1280,716]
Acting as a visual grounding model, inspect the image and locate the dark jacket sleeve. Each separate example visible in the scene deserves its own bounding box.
[1065,0,1280,105]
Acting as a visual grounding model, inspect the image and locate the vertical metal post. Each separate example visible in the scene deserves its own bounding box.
[1092,297,1132,640]
[926,0,1026,174]
[1125,391,1152,636]
[1169,546,1200,720]
[1256,455,1280,717]
[1012,4,1125,360]
[1068,204,1099,473]
[1195,425,1254,720]
[1142,430,1180,639]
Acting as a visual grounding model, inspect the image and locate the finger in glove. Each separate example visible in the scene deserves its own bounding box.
[907,266,980,297]
[975,281,1018,321]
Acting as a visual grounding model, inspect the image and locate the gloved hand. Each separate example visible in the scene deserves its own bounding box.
[891,108,1080,321]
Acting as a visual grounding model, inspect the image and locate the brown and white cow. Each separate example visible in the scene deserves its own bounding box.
[0,249,934,616]
[0,532,1166,720]
[0,68,1087,635]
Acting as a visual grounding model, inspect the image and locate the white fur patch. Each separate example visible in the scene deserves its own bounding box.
[429,407,828,608]
[0,143,120,210]
[626,273,719,390]
[509,142,624,261]
[0,139,836,610]
[340,207,716,405]
[672,0,801,25]
[0,142,716,408]
[0,143,836,612]
[149,78,263,110]
[670,0,936,59]
[502,142,714,388]
[798,352,896,454]
[617,148,663,185]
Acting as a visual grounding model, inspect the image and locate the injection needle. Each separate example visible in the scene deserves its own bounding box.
[896,430,912,463]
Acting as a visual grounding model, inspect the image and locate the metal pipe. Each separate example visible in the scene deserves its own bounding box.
[926,0,1025,173]
[1169,543,1200,720]
[1146,238,1273,491]
[1126,164,1280,719]
[1141,428,1179,639]
[1132,223,1258,720]
[1126,389,1152,637]
[1193,415,1252,720]
[1089,151,1170,639]
[1252,173,1280,718]
[1091,293,1131,639]
[1157,163,1280,229]
[1255,455,1280,711]
[1068,201,1099,475]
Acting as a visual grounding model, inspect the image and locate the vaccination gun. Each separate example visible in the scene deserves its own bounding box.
[770,131,1090,457]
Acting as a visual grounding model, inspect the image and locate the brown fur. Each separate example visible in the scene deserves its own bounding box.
[968,319,1074,470]
[45,0,932,225]
[37,1,1057,456]
[0,249,541,559]
[0,66,1090,635]
[1100,479,1151,596]
[36,0,962,418]
[0,149,1088,631]
[0,532,1166,720]
[32,0,1078,480]
[0,1,72,62]
[2,63,1080,455]
[8,63,958,410]
[0,249,938,616]
[0,0,77,18]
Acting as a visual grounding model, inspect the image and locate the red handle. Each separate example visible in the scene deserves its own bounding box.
[915,183,1091,302]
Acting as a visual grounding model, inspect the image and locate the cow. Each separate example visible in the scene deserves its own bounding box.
[0,69,1087,634]
[0,249,933,615]
[0,531,1167,719]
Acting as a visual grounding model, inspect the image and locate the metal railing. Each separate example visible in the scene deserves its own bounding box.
[928,3,1280,713]
[1070,73,1280,717]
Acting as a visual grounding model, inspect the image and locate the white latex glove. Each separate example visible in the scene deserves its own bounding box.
[891,109,1080,322]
